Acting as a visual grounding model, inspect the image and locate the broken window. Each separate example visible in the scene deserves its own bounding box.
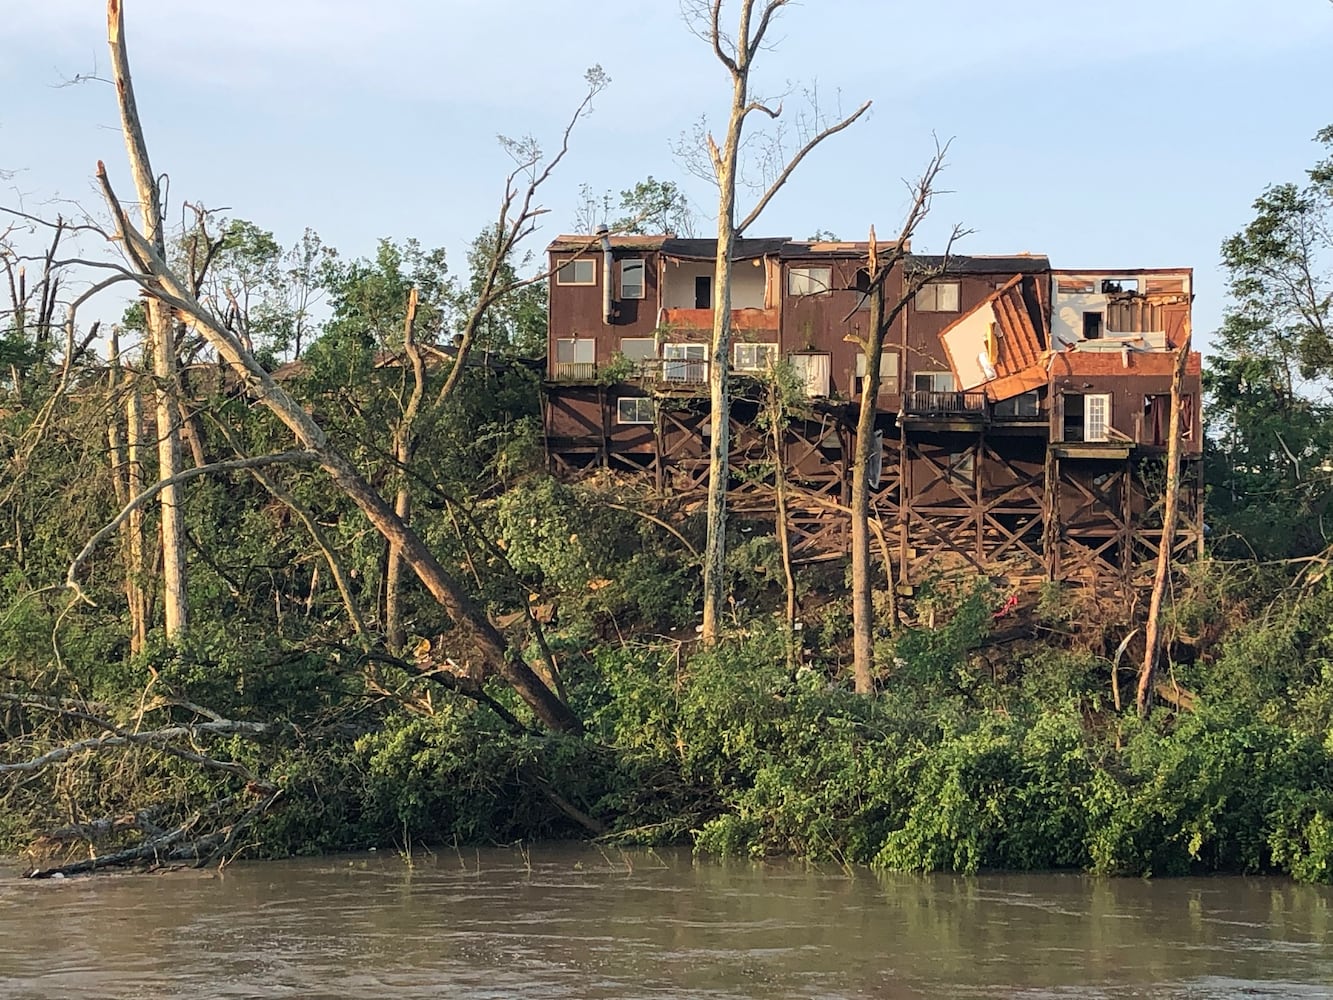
[914,371,955,393]
[788,353,830,397]
[993,391,1040,418]
[1082,311,1104,340]
[948,451,975,487]
[1101,278,1139,295]
[617,396,654,425]
[914,281,960,312]
[733,342,778,372]
[788,266,833,296]
[556,259,596,285]
[620,259,645,299]
[663,342,708,383]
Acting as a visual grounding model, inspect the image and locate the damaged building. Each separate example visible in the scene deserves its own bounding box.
[541,232,1202,591]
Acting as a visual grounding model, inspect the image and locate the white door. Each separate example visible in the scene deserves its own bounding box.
[1084,393,1111,442]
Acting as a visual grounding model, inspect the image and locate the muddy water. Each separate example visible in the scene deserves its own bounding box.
[1,847,1329,998]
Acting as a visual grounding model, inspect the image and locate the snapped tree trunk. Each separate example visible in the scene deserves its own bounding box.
[386,287,423,651]
[850,244,887,695]
[700,75,745,646]
[1137,337,1190,716]
[106,328,147,656]
[695,0,870,645]
[109,0,187,640]
[765,373,798,669]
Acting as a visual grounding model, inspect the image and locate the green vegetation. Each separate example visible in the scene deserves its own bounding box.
[4,124,1333,882]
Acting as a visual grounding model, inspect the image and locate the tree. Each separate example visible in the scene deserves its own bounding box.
[109,0,188,640]
[688,0,871,645]
[573,175,697,237]
[85,0,594,732]
[1206,126,1333,557]
[848,146,963,694]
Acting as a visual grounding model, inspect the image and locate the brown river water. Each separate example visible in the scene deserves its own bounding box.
[1,847,1329,999]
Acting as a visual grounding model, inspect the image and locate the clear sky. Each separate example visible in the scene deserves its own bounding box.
[3,0,1332,349]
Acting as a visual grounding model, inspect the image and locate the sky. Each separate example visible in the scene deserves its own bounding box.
[2,0,1332,352]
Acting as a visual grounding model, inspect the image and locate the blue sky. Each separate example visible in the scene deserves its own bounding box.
[3,0,1332,349]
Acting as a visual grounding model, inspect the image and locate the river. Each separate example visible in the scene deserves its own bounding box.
[1,847,1329,998]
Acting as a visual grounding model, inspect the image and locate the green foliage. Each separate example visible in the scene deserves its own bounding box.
[1206,126,1333,558]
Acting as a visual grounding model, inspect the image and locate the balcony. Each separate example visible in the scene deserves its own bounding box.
[550,361,597,381]
[905,390,989,416]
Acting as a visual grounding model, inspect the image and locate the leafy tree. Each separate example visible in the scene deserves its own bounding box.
[573,175,696,236]
[1206,127,1333,557]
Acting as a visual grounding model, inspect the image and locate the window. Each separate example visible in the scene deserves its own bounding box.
[789,353,830,397]
[555,258,595,285]
[663,342,708,383]
[914,282,960,312]
[620,259,645,299]
[1101,278,1138,294]
[553,338,595,379]
[993,391,1040,418]
[733,342,777,372]
[1082,312,1104,340]
[949,451,975,487]
[617,396,654,425]
[914,371,956,393]
[788,266,833,296]
[855,351,900,394]
[619,338,656,362]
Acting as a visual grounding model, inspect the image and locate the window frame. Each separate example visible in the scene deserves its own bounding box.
[913,371,956,393]
[555,338,595,365]
[620,258,646,299]
[555,258,596,286]
[618,338,656,363]
[855,351,901,394]
[733,342,778,372]
[787,266,833,297]
[948,451,975,487]
[914,281,961,313]
[616,396,654,425]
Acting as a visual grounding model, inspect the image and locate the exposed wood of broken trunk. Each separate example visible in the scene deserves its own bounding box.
[386,286,423,650]
[109,0,188,639]
[1137,337,1191,716]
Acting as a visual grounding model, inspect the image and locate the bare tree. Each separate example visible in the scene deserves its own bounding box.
[688,0,871,644]
[848,146,965,694]
[81,1,585,733]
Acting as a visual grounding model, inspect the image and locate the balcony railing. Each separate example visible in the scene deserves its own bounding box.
[551,361,597,381]
[637,358,710,385]
[905,390,989,416]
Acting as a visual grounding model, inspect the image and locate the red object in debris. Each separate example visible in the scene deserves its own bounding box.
[993,593,1019,619]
